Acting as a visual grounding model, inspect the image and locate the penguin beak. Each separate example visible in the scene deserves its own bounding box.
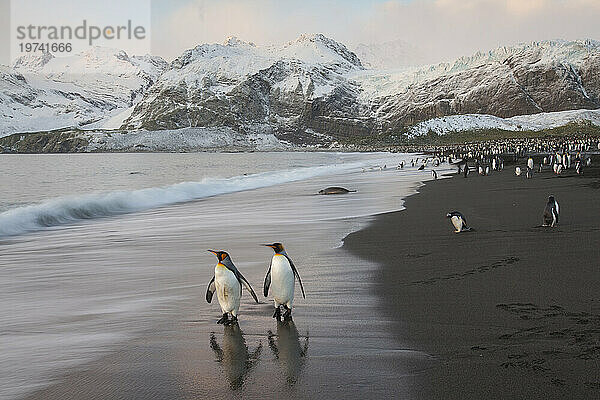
[261,244,275,248]
[207,249,218,255]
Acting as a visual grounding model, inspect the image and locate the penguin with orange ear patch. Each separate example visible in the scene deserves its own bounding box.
[206,250,258,325]
[262,243,305,321]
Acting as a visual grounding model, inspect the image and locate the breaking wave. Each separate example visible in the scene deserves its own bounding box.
[0,160,376,237]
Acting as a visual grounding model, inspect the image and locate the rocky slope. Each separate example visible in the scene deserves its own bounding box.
[372,40,600,132]
[2,37,600,149]
[120,34,371,143]
[122,37,600,143]
[1,48,167,136]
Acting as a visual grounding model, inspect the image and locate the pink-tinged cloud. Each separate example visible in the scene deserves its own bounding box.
[153,0,600,63]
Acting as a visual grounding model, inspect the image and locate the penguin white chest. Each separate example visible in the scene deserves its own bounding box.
[215,264,240,313]
[271,255,295,306]
[451,216,463,232]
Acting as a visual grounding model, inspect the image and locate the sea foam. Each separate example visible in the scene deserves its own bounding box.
[0,160,377,237]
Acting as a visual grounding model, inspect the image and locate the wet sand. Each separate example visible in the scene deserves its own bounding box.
[15,161,600,400]
[345,165,600,399]
[21,246,435,400]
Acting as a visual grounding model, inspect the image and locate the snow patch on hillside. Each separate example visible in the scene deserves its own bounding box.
[408,109,600,138]
[86,127,287,152]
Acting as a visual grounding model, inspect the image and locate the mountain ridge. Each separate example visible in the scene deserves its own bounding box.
[2,35,600,147]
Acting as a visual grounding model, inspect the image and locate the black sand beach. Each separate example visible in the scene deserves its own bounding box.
[14,161,600,400]
[345,165,600,399]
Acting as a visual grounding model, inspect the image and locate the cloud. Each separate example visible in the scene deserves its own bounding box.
[152,0,600,63]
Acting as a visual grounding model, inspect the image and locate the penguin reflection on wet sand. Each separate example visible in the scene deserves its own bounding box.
[206,250,259,325]
[542,195,560,227]
[210,324,262,390]
[446,211,472,233]
[268,320,309,386]
[263,243,306,321]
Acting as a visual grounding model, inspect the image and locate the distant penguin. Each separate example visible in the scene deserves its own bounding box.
[542,196,559,227]
[478,165,484,175]
[515,166,522,176]
[492,158,497,170]
[464,165,470,178]
[446,211,471,233]
[556,164,563,175]
[576,161,582,175]
[526,167,533,179]
[485,166,490,175]
[538,164,543,173]
[431,170,438,180]
[263,243,305,320]
[543,157,548,165]
[418,164,425,170]
[457,164,462,174]
[206,250,259,325]
[527,157,534,170]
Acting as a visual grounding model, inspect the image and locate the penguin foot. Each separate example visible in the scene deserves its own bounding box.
[273,307,281,320]
[225,316,238,326]
[216,313,229,325]
[282,306,292,321]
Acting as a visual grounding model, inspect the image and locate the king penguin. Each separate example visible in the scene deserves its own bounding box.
[446,211,472,233]
[515,166,522,176]
[542,196,560,227]
[262,243,306,321]
[206,250,259,325]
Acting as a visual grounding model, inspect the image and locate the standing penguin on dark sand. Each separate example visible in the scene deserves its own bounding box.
[446,211,472,233]
[263,243,306,321]
[542,196,560,227]
[206,250,259,325]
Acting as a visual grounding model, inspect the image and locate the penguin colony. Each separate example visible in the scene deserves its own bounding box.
[205,134,595,324]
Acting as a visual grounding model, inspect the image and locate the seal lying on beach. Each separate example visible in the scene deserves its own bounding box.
[318,187,356,195]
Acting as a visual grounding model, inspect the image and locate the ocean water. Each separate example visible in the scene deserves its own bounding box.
[0,152,449,399]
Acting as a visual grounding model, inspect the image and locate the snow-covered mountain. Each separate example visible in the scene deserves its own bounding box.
[368,39,600,132]
[1,48,167,136]
[121,34,368,142]
[2,36,600,148]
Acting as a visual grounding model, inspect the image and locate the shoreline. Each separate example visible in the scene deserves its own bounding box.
[343,164,600,398]
[5,152,435,400]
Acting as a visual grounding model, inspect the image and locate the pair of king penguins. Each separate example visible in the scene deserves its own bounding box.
[206,243,305,325]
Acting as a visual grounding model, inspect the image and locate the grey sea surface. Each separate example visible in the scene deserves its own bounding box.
[0,152,448,399]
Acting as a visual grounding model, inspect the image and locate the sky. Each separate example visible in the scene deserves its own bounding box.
[159,0,600,63]
[3,0,600,65]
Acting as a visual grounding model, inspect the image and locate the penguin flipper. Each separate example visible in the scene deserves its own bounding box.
[206,276,216,303]
[285,255,306,299]
[237,271,259,303]
[264,263,271,297]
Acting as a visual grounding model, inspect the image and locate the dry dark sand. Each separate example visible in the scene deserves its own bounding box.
[345,165,600,399]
